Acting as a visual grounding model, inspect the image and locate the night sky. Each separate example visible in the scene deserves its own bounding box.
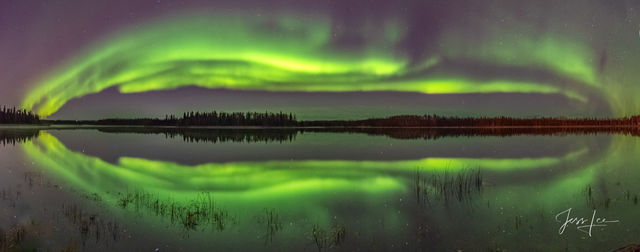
[1,0,639,120]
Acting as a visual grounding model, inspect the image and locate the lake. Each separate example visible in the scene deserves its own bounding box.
[1,126,639,251]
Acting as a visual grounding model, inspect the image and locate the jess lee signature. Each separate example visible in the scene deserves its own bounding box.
[555,208,620,237]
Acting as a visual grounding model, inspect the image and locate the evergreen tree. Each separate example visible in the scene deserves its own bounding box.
[0,106,40,124]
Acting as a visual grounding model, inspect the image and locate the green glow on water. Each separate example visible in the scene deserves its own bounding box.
[21,131,638,250]
[22,132,593,205]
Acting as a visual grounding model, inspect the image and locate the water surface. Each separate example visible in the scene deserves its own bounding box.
[1,126,639,251]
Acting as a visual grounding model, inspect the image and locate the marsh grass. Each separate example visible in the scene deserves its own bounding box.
[2,174,122,250]
[311,222,346,252]
[0,220,72,251]
[514,215,522,230]
[0,224,26,251]
[114,190,231,232]
[414,168,483,204]
[583,184,640,209]
[256,208,283,244]
[487,242,508,252]
[0,188,19,209]
[61,204,122,246]
[0,204,118,251]
[0,172,234,249]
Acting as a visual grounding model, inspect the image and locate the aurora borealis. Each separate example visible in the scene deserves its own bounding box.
[1,0,639,118]
[4,2,640,249]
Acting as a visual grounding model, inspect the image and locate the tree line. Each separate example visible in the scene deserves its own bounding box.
[0,106,40,124]
[96,111,297,126]
[303,127,640,139]
[2,104,640,128]
[300,115,640,127]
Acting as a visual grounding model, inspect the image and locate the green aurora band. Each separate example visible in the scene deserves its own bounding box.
[21,12,606,117]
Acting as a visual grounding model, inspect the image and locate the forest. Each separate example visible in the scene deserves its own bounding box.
[2,105,640,128]
[95,111,297,126]
[0,106,40,124]
[300,115,640,127]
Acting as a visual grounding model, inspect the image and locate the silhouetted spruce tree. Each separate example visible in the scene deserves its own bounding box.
[0,106,40,124]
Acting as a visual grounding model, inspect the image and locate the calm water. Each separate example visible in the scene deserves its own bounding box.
[1,126,639,251]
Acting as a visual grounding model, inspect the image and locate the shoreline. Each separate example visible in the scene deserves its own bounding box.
[1,124,639,129]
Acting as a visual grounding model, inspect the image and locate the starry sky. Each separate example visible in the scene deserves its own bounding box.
[1,0,639,120]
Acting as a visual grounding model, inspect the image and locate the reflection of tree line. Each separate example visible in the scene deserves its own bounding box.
[0,129,40,146]
[94,126,640,143]
[96,127,298,143]
[302,127,640,140]
[301,115,640,127]
[2,125,640,145]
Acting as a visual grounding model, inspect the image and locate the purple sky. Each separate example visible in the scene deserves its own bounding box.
[1,0,639,119]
